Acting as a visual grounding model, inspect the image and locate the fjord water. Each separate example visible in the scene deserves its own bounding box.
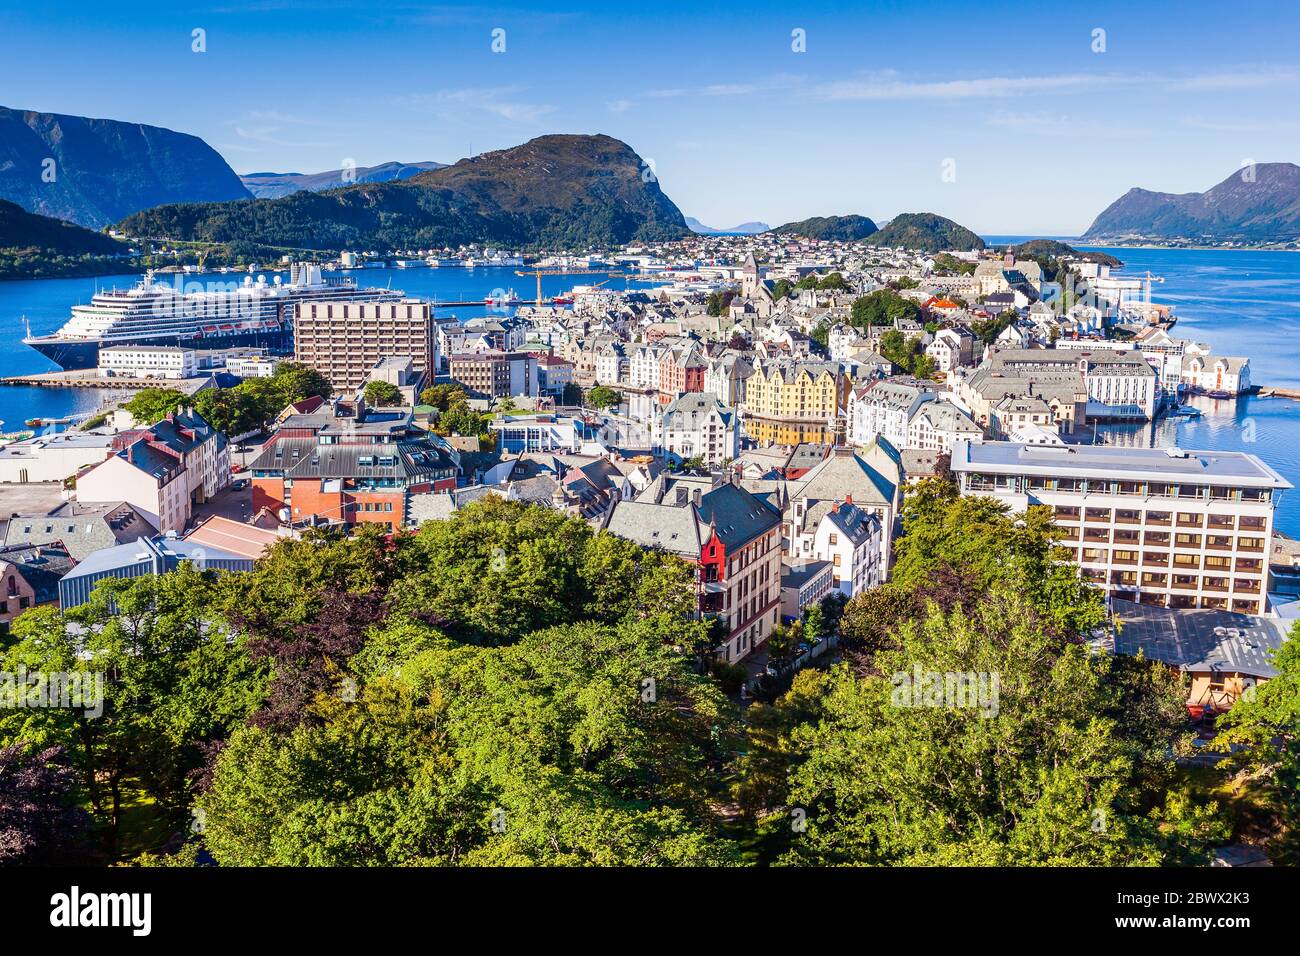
[0,265,622,429]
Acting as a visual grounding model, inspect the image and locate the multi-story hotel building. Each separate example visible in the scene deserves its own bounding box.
[294,299,436,392]
[951,440,1291,615]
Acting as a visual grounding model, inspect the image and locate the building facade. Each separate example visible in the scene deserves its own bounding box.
[294,299,437,392]
[951,440,1289,615]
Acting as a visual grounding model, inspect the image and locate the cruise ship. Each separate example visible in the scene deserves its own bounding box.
[23,263,404,371]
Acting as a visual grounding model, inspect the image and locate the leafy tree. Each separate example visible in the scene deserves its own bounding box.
[809,321,830,351]
[420,383,469,411]
[849,290,921,330]
[0,745,94,864]
[122,387,187,425]
[193,386,263,437]
[770,278,794,301]
[363,380,404,406]
[586,385,621,410]
[706,290,737,316]
[773,594,1225,865]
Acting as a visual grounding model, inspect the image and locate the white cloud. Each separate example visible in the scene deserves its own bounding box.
[395,87,555,123]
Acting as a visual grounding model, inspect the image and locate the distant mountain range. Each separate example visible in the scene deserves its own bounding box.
[0,105,251,228]
[685,216,771,235]
[770,214,878,241]
[117,134,690,251]
[1084,162,1300,242]
[241,161,448,199]
[864,213,984,252]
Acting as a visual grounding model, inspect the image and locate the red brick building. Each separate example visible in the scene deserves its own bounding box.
[251,401,457,530]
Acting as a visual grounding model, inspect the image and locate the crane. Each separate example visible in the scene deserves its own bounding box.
[515,268,625,306]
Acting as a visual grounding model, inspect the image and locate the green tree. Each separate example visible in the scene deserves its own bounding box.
[122,387,187,425]
[586,385,621,410]
[850,290,922,330]
[773,594,1225,865]
[363,380,404,406]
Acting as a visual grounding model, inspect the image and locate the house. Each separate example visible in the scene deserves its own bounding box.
[0,431,117,484]
[1182,353,1251,396]
[0,543,74,635]
[603,476,783,663]
[810,498,883,597]
[76,408,230,533]
[926,326,977,373]
[250,402,458,530]
[780,560,834,621]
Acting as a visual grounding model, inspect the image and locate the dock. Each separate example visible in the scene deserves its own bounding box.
[1,370,214,392]
[1257,387,1300,400]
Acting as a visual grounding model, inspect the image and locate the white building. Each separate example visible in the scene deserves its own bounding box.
[847,376,938,449]
[906,399,983,453]
[226,354,280,378]
[658,392,740,467]
[99,346,197,380]
[0,431,116,484]
[950,440,1289,615]
[810,499,883,597]
[1182,352,1251,396]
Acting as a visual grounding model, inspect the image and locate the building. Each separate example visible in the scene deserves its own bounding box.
[489,413,604,455]
[294,299,437,392]
[926,326,977,373]
[659,393,740,467]
[448,350,539,400]
[250,403,458,530]
[602,476,783,663]
[98,345,197,379]
[1183,353,1251,396]
[950,440,1290,614]
[847,376,938,449]
[225,353,280,378]
[787,440,902,578]
[906,399,983,453]
[0,431,117,484]
[4,500,157,561]
[809,498,883,597]
[76,409,229,534]
[780,560,834,621]
[986,347,1158,420]
[0,543,74,635]
[58,535,252,610]
[744,359,849,422]
[537,354,575,398]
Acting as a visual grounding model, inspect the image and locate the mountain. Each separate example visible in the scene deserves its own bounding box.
[0,106,251,228]
[1084,163,1300,241]
[241,161,447,198]
[863,212,984,252]
[0,198,123,254]
[770,214,878,241]
[116,134,691,250]
[685,216,771,235]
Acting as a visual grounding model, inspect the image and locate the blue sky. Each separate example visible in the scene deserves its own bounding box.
[3,0,1298,234]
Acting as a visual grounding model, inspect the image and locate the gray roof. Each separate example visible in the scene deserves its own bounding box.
[1111,599,1291,679]
[4,500,158,561]
[951,440,1292,490]
[602,499,704,557]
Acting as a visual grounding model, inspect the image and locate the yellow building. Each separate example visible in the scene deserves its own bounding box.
[744,360,850,422]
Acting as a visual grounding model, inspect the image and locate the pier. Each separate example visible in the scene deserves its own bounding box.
[1,370,213,391]
[1258,386,1300,400]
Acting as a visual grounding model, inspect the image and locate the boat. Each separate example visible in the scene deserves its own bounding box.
[22,263,405,371]
[551,295,574,305]
[484,289,521,306]
[1170,405,1202,418]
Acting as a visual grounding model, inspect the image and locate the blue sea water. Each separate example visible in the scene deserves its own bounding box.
[0,264,629,430]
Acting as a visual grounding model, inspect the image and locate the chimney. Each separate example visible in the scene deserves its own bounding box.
[845,495,853,506]
[831,501,839,513]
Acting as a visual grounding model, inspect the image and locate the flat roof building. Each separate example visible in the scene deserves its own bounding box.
[951,440,1291,614]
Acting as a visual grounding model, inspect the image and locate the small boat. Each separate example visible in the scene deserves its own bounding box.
[1170,405,1202,418]
[552,295,574,305]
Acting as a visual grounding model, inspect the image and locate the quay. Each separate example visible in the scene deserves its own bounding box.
[1258,386,1300,400]
[1,370,213,391]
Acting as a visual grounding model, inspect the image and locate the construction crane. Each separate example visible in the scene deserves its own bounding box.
[515,268,624,306]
